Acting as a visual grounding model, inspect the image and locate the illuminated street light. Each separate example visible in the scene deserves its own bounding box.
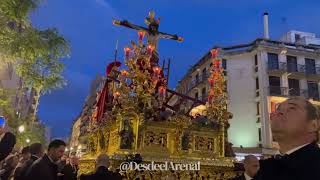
[18,125,25,133]
[26,138,30,143]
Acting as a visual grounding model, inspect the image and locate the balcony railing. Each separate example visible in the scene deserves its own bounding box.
[268,86,317,99]
[267,62,320,75]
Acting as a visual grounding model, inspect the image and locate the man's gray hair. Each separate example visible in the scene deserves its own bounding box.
[244,155,258,164]
[96,154,110,168]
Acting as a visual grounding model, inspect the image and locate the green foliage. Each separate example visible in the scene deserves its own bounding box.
[0,0,70,94]
[16,123,46,147]
[0,0,69,144]
[0,88,19,128]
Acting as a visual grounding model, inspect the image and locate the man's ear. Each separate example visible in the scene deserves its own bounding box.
[308,119,320,133]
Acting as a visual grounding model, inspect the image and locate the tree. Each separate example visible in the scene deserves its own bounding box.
[0,0,70,120]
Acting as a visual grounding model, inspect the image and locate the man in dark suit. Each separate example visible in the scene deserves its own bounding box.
[61,155,79,180]
[231,155,259,180]
[0,116,16,162]
[256,97,320,180]
[15,143,45,180]
[26,139,66,180]
[80,154,121,180]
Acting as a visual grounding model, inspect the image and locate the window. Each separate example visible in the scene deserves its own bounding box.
[202,88,207,101]
[295,34,301,42]
[288,78,300,96]
[268,53,279,70]
[256,78,260,96]
[195,74,199,83]
[222,59,227,75]
[269,76,281,95]
[254,55,258,72]
[195,92,199,100]
[306,58,316,75]
[258,128,262,142]
[287,56,298,72]
[308,81,319,100]
[202,68,207,81]
[254,55,258,66]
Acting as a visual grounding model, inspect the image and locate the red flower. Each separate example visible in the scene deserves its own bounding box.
[121,70,129,76]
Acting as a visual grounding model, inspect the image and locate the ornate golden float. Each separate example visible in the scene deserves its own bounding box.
[78,12,241,179]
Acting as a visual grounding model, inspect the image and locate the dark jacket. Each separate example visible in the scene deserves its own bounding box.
[61,164,78,180]
[0,132,16,162]
[25,154,58,180]
[80,166,121,180]
[14,155,39,180]
[0,165,15,180]
[255,142,320,180]
[230,174,245,180]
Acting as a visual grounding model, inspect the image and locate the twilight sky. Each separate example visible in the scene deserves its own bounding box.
[30,0,320,138]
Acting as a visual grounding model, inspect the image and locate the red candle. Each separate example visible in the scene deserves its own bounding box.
[124,47,131,58]
[138,31,145,42]
[210,49,218,58]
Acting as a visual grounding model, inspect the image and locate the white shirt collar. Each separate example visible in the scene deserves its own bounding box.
[278,143,310,155]
[244,173,253,180]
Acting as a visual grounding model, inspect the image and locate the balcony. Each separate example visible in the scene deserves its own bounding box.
[268,86,317,100]
[267,62,320,77]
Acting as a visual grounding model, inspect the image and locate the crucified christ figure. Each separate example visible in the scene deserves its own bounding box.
[112,11,183,51]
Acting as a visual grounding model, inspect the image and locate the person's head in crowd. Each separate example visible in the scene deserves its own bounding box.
[270,96,320,152]
[47,139,66,162]
[0,116,7,135]
[4,154,19,169]
[243,155,260,178]
[96,154,109,169]
[69,155,78,166]
[30,143,45,158]
[21,146,31,161]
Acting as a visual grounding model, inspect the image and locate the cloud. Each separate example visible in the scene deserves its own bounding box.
[94,0,119,19]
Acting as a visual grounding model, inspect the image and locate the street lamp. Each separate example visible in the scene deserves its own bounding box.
[26,138,30,144]
[18,125,25,133]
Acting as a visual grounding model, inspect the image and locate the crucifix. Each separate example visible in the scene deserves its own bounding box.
[112,11,183,51]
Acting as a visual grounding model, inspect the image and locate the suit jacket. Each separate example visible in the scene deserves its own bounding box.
[256,142,320,180]
[15,155,39,180]
[25,154,58,180]
[80,166,121,180]
[61,164,78,180]
[230,174,246,180]
[0,132,16,162]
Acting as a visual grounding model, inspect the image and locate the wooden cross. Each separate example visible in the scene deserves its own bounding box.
[113,11,183,50]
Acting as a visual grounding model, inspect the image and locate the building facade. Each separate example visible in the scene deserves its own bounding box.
[69,74,104,155]
[0,62,36,119]
[176,30,320,154]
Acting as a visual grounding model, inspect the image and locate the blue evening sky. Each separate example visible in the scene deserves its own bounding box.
[31,0,320,138]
